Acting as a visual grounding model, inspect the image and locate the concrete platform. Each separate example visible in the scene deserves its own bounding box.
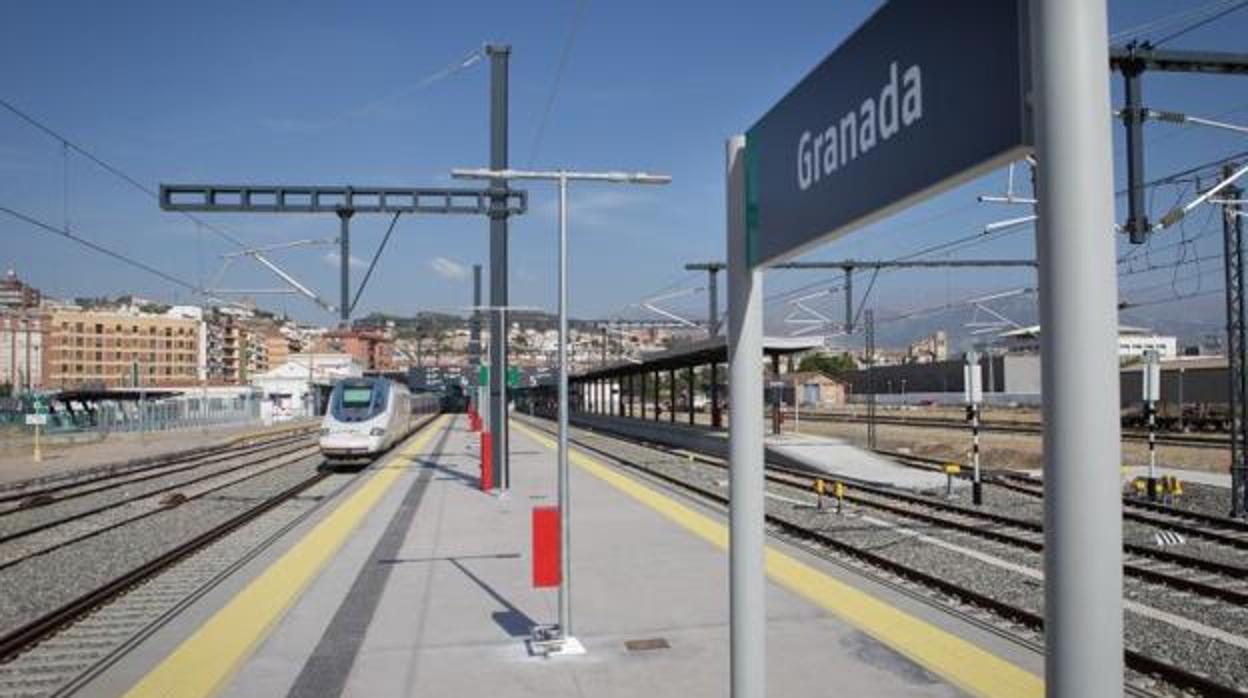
[570,412,955,492]
[0,419,316,487]
[765,431,956,492]
[101,414,1042,698]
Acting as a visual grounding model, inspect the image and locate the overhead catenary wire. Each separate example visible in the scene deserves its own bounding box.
[0,96,249,250]
[1110,0,1242,43]
[0,205,200,292]
[1152,0,1248,46]
[349,212,403,314]
[527,0,590,167]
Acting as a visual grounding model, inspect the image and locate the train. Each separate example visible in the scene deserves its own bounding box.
[319,377,439,464]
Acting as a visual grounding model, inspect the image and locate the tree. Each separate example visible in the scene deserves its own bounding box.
[0,382,11,398]
[798,352,857,377]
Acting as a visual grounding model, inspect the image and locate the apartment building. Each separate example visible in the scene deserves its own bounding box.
[42,308,200,389]
[318,328,395,371]
[0,311,44,390]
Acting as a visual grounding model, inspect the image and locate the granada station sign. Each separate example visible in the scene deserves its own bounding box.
[745,0,1033,267]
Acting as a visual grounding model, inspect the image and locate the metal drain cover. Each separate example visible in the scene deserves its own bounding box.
[624,638,670,652]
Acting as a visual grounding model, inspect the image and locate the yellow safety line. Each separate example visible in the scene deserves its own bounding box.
[123,415,449,698]
[512,421,1042,698]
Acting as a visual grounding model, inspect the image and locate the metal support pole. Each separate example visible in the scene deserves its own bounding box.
[1031,2,1125,694]
[640,372,647,419]
[726,134,764,698]
[971,404,982,505]
[1121,55,1150,243]
[1177,367,1185,433]
[865,310,876,450]
[1223,175,1248,518]
[337,208,353,327]
[471,264,482,413]
[487,44,511,491]
[555,174,574,643]
[653,371,661,421]
[771,353,782,436]
[708,267,720,336]
[843,266,854,334]
[669,369,677,423]
[711,362,722,428]
[688,365,696,425]
[1147,400,1158,500]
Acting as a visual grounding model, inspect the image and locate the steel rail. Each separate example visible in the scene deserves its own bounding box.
[523,418,1245,698]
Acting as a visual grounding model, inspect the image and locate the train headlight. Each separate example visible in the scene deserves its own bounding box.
[369,427,386,437]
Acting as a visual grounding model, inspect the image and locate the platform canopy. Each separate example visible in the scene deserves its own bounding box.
[573,335,823,382]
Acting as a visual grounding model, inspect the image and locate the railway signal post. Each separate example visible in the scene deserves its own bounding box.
[964,352,983,505]
[1144,350,1161,500]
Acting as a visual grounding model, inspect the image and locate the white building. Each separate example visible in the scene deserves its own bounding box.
[250,353,362,420]
[997,324,1177,359]
[0,312,43,391]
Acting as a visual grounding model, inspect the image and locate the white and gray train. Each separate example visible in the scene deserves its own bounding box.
[319,377,439,464]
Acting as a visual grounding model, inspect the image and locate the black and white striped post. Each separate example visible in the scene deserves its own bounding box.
[1144,350,1161,501]
[964,351,984,505]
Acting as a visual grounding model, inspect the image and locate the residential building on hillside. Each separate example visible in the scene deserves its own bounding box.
[318,328,395,371]
[0,269,41,310]
[907,330,948,363]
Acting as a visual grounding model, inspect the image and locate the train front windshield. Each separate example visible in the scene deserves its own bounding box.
[330,381,388,422]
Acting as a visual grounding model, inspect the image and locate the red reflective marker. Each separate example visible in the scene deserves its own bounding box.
[532,506,560,588]
[480,431,493,491]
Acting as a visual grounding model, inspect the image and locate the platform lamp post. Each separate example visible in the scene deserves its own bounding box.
[453,166,671,653]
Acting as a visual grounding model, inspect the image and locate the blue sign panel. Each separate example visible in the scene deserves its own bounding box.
[746,0,1033,267]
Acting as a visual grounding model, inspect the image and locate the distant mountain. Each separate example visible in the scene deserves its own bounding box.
[354,310,599,337]
[764,289,1224,353]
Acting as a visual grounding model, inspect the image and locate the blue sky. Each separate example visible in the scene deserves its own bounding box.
[2,1,1247,343]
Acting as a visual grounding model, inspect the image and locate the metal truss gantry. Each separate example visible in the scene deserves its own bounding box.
[160,183,527,325]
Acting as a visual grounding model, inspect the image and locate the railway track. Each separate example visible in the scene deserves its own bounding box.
[0,414,443,697]
[879,448,1248,552]
[0,425,317,509]
[795,411,1230,449]
[523,417,1248,697]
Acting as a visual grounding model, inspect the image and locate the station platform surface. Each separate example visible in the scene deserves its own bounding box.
[0,418,316,486]
[764,431,956,491]
[572,411,954,492]
[104,414,1042,698]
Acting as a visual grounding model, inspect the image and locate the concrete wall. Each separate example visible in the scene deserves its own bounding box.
[841,355,1006,396]
[1003,354,1041,395]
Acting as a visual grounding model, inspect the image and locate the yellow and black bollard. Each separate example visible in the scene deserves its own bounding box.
[943,463,961,499]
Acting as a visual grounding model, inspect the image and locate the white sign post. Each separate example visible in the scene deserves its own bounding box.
[26,407,47,463]
[964,352,984,505]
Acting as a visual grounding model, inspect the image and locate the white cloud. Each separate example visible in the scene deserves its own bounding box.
[535,189,655,229]
[323,251,367,269]
[430,256,468,280]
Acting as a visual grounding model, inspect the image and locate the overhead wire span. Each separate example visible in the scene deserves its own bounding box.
[528,0,590,166]
[0,96,249,250]
[349,212,403,314]
[1,205,200,292]
[1110,0,1241,43]
[1152,0,1248,46]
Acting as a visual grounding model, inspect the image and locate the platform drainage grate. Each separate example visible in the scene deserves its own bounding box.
[624,638,670,652]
